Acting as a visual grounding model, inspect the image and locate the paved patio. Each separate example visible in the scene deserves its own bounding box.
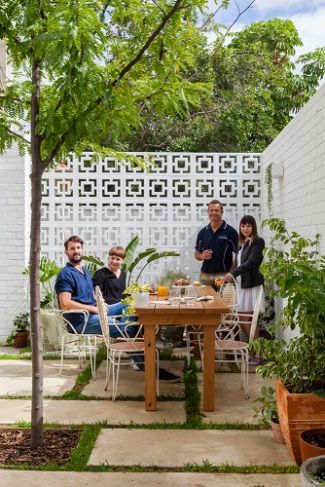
[0,352,300,487]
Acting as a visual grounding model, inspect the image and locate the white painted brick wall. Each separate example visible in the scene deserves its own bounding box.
[0,147,30,341]
[262,83,325,253]
[262,83,325,340]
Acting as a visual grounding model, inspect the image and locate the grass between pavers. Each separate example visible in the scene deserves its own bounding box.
[2,422,299,474]
[0,358,298,473]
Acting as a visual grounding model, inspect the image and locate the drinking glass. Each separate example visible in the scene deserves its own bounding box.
[205,249,213,259]
[169,287,181,306]
[157,285,169,298]
[184,285,198,305]
[215,277,223,289]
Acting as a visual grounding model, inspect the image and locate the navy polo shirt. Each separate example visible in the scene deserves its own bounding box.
[55,263,95,329]
[195,221,238,273]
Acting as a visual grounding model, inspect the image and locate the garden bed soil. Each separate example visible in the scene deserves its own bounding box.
[0,429,80,465]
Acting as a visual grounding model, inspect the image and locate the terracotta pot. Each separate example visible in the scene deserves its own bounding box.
[13,330,29,348]
[301,455,325,487]
[271,420,285,444]
[276,380,325,465]
[300,429,325,463]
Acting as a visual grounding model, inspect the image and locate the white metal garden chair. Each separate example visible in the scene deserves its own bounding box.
[214,285,264,398]
[58,309,100,378]
[216,275,241,343]
[95,286,159,400]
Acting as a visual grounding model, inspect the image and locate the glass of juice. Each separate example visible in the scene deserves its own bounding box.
[157,285,169,298]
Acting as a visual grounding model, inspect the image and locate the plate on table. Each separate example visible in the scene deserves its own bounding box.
[150,300,170,305]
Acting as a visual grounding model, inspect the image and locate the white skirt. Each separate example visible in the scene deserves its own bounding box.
[237,276,265,313]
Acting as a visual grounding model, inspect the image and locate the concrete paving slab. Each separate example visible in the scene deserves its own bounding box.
[0,399,185,424]
[88,429,294,467]
[0,360,85,396]
[0,471,301,487]
[200,373,274,424]
[0,346,22,355]
[84,360,185,398]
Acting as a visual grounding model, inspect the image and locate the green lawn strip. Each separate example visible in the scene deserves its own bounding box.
[184,357,201,423]
[1,423,298,473]
[81,464,299,474]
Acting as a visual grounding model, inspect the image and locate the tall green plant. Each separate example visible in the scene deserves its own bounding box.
[23,257,62,308]
[122,237,179,286]
[252,218,325,393]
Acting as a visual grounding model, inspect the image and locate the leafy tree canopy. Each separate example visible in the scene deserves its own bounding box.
[0,0,211,161]
[120,18,325,152]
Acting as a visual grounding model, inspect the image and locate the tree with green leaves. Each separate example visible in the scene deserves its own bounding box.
[123,18,325,152]
[0,0,212,447]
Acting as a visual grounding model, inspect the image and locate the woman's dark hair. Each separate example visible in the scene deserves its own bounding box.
[239,215,259,246]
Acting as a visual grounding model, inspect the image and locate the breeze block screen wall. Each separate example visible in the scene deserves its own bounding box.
[41,152,263,283]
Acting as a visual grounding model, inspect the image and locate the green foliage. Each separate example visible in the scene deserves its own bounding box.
[158,269,189,286]
[184,358,201,423]
[0,0,210,161]
[23,257,62,307]
[251,219,325,393]
[82,255,104,276]
[123,18,325,152]
[6,312,30,345]
[13,312,30,331]
[253,386,278,427]
[265,164,273,216]
[122,236,180,286]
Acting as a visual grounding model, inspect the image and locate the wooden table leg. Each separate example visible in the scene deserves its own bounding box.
[144,324,157,411]
[203,325,215,412]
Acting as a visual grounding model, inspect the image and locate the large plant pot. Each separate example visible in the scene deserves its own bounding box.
[40,309,62,351]
[276,380,325,465]
[300,429,325,463]
[13,330,29,348]
[301,455,325,487]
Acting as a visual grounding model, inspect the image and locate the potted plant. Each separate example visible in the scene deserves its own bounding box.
[253,385,284,443]
[122,282,151,313]
[251,218,325,465]
[7,312,30,348]
[301,455,325,487]
[24,256,62,308]
[300,429,325,463]
[24,257,62,350]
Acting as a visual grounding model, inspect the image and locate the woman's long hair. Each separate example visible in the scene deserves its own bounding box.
[239,215,259,246]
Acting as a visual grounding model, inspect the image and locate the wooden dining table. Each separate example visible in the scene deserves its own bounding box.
[135,285,229,412]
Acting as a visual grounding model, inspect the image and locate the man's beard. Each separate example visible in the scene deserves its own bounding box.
[69,254,82,264]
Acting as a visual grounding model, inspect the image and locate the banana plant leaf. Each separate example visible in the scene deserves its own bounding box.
[123,236,140,271]
[134,251,180,284]
[82,255,104,275]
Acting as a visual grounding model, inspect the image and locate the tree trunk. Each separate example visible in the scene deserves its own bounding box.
[30,60,44,448]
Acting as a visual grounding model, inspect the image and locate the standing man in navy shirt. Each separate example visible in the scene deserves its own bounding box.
[195,200,238,288]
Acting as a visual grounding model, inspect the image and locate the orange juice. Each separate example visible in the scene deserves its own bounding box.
[157,285,169,298]
[215,277,223,288]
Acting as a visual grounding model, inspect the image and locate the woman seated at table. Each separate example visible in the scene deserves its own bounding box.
[93,246,182,382]
[93,246,126,305]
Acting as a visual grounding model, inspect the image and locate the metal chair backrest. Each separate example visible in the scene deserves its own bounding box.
[248,285,264,343]
[220,277,238,309]
[95,286,111,347]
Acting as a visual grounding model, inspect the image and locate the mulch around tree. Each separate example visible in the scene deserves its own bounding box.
[0,429,81,466]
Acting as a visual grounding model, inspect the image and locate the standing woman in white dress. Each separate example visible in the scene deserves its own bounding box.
[223,215,265,340]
